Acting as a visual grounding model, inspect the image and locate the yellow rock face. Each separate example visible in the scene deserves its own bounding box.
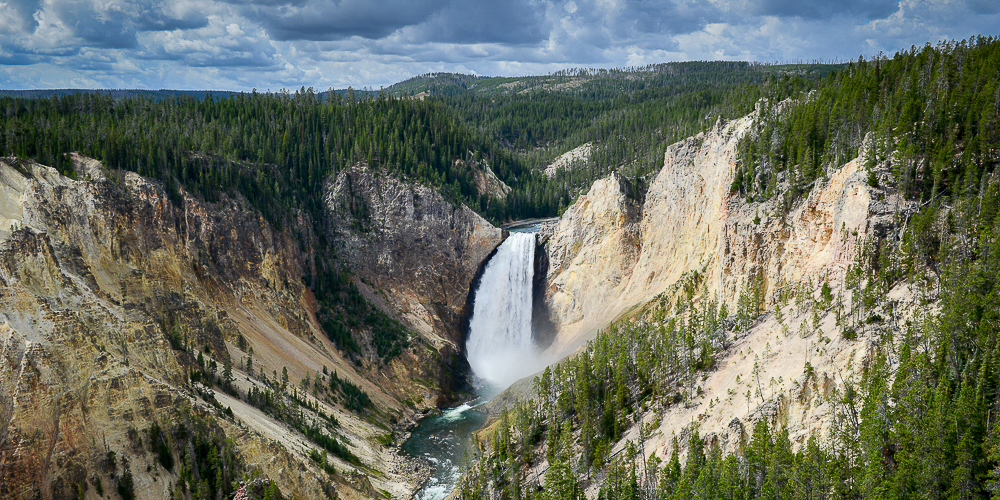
[540,113,910,358]
[0,156,479,499]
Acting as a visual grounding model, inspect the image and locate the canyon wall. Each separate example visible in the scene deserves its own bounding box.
[325,164,505,348]
[0,156,499,499]
[535,111,918,478]
[540,113,911,355]
[532,107,921,486]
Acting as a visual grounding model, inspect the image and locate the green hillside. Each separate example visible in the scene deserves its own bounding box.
[457,35,1000,500]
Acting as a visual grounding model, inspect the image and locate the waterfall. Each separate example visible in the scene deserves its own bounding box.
[466,232,541,388]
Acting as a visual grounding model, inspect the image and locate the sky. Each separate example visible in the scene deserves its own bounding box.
[0,0,998,91]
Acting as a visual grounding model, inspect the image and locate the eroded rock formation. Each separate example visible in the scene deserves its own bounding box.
[532,109,919,487]
[0,155,501,499]
[540,114,912,354]
[325,164,505,348]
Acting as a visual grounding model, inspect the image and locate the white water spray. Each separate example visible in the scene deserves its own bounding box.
[466,232,541,388]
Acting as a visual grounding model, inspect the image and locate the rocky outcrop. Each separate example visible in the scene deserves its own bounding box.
[544,142,593,178]
[534,111,920,492]
[325,165,505,348]
[463,160,512,200]
[540,113,914,354]
[537,172,642,351]
[0,155,461,500]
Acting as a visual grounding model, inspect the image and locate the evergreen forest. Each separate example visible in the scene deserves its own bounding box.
[456,36,1000,500]
[3,34,1000,500]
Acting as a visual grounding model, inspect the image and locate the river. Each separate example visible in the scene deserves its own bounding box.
[403,224,545,500]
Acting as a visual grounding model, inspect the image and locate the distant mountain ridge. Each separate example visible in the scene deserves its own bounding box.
[0,87,381,100]
[0,88,240,100]
[387,61,842,98]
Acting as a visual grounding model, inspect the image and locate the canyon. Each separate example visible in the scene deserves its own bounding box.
[0,106,925,499]
[0,155,502,499]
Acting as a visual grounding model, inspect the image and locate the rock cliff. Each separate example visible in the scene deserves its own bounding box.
[325,164,505,349]
[544,143,593,178]
[536,110,918,476]
[538,172,642,346]
[0,155,498,499]
[540,114,912,355]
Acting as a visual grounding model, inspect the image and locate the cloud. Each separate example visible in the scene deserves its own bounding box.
[622,0,721,35]
[0,0,996,91]
[0,51,39,66]
[140,16,281,68]
[0,0,42,35]
[755,0,897,20]
[406,0,549,45]
[254,0,446,41]
[0,0,210,53]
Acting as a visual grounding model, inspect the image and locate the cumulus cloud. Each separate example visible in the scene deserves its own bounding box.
[0,0,996,90]
[255,0,445,41]
[140,16,281,68]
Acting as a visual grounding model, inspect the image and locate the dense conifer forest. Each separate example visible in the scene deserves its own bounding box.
[0,88,537,223]
[3,35,1000,499]
[456,36,1000,500]
[393,61,833,202]
[0,61,830,226]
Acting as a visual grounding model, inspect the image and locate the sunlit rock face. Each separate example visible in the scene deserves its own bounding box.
[0,155,338,499]
[539,112,911,356]
[0,155,499,500]
[537,171,643,355]
[532,110,918,483]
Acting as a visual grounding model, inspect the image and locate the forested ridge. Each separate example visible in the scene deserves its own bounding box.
[736,36,1000,212]
[0,61,833,227]
[0,60,830,367]
[397,61,834,202]
[5,35,1000,500]
[0,89,543,223]
[456,37,1000,500]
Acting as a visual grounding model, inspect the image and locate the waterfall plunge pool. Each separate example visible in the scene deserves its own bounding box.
[402,402,488,500]
[403,224,545,500]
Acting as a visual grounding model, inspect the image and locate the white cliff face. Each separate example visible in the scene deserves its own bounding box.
[539,116,750,354]
[0,163,28,241]
[621,116,754,316]
[541,113,912,357]
[538,172,642,353]
[536,112,919,484]
[544,142,593,178]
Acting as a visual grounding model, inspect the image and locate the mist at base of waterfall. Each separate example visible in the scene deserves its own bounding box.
[404,226,547,500]
[466,231,546,389]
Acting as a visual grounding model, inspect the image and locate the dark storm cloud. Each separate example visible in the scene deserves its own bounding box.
[257,0,446,41]
[0,0,998,92]
[407,0,549,45]
[755,0,898,20]
[623,0,720,35]
[48,1,142,49]
[0,52,39,66]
